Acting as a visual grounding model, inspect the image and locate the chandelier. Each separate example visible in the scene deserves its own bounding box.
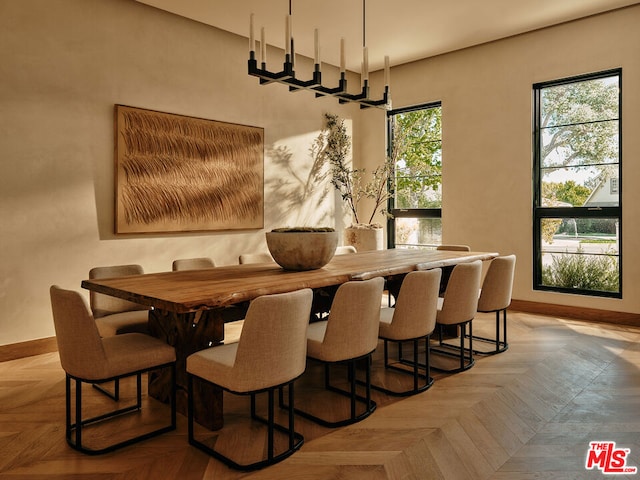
[248,0,390,109]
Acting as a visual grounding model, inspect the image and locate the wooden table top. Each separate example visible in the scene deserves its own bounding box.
[81,249,498,313]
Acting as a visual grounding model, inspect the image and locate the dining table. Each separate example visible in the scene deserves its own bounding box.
[82,248,498,430]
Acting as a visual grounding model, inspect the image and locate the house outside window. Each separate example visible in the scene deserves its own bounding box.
[610,177,619,195]
[533,69,621,297]
[387,102,442,249]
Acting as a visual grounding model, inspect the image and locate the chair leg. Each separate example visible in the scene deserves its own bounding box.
[466,309,509,355]
[250,392,257,418]
[267,389,274,463]
[469,323,474,364]
[425,336,431,383]
[136,373,142,407]
[460,323,466,370]
[430,321,476,373]
[349,361,358,420]
[66,363,176,455]
[238,384,305,469]
[502,309,508,350]
[189,376,304,471]
[364,359,372,416]
[92,378,120,401]
[413,339,419,392]
[65,375,71,441]
[293,355,377,428]
[75,377,82,449]
[288,382,295,450]
[277,383,300,449]
[372,336,433,396]
[383,340,389,369]
[495,311,501,353]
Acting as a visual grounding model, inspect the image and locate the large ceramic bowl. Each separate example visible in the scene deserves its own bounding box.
[265,229,338,271]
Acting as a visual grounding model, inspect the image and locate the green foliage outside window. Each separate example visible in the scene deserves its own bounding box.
[541,247,619,292]
[393,108,442,209]
[540,78,618,171]
[542,180,591,207]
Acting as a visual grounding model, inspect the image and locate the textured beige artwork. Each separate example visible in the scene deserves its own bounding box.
[115,105,264,233]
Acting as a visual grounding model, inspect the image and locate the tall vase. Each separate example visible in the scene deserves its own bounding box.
[344,225,384,251]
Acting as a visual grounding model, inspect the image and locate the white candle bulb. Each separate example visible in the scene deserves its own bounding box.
[384,55,390,86]
[249,13,255,52]
[363,46,369,82]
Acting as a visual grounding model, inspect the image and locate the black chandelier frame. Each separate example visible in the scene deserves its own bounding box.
[248,0,390,110]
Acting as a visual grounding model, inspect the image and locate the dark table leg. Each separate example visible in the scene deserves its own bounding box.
[147,308,224,431]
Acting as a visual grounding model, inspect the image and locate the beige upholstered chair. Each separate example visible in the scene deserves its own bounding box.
[431,260,482,372]
[186,288,313,470]
[435,245,471,296]
[49,286,176,455]
[89,264,150,337]
[238,253,274,264]
[297,277,385,427]
[172,257,215,271]
[311,245,356,319]
[474,254,516,354]
[376,269,442,396]
[335,245,357,255]
[436,244,471,251]
[172,257,243,344]
[89,264,150,400]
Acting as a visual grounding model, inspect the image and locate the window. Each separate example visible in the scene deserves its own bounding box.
[533,69,621,297]
[387,103,442,249]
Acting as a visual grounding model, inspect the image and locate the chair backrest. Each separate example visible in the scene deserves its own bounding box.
[436,244,471,252]
[89,264,148,318]
[477,254,516,313]
[233,288,313,391]
[50,286,107,380]
[321,277,385,361]
[172,257,216,271]
[335,245,357,255]
[389,269,442,339]
[437,260,482,325]
[238,253,274,264]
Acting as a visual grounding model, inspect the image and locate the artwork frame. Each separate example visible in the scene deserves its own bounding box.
[114,105,264,234]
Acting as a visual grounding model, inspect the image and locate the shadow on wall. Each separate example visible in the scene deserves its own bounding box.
[265,143,333,228]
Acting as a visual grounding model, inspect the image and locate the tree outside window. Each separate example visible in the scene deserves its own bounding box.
[388,103,442,249]
[533,70,621,297]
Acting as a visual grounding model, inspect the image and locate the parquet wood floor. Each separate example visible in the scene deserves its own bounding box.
[1,310,639,479]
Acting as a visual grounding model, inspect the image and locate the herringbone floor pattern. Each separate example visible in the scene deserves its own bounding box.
[1,310,639,479]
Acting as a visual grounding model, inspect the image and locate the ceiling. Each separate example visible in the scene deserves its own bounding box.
[136,0,640,72]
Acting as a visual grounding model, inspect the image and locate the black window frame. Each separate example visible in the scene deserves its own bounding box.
[386,101,443,249]
[533,68,622,298]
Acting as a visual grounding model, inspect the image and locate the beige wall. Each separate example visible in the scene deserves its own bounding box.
[2,1,639,346]
[0,0,358,345]
[361,5,640,315]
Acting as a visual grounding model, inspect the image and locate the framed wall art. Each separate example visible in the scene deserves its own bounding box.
[114,105,264,233]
